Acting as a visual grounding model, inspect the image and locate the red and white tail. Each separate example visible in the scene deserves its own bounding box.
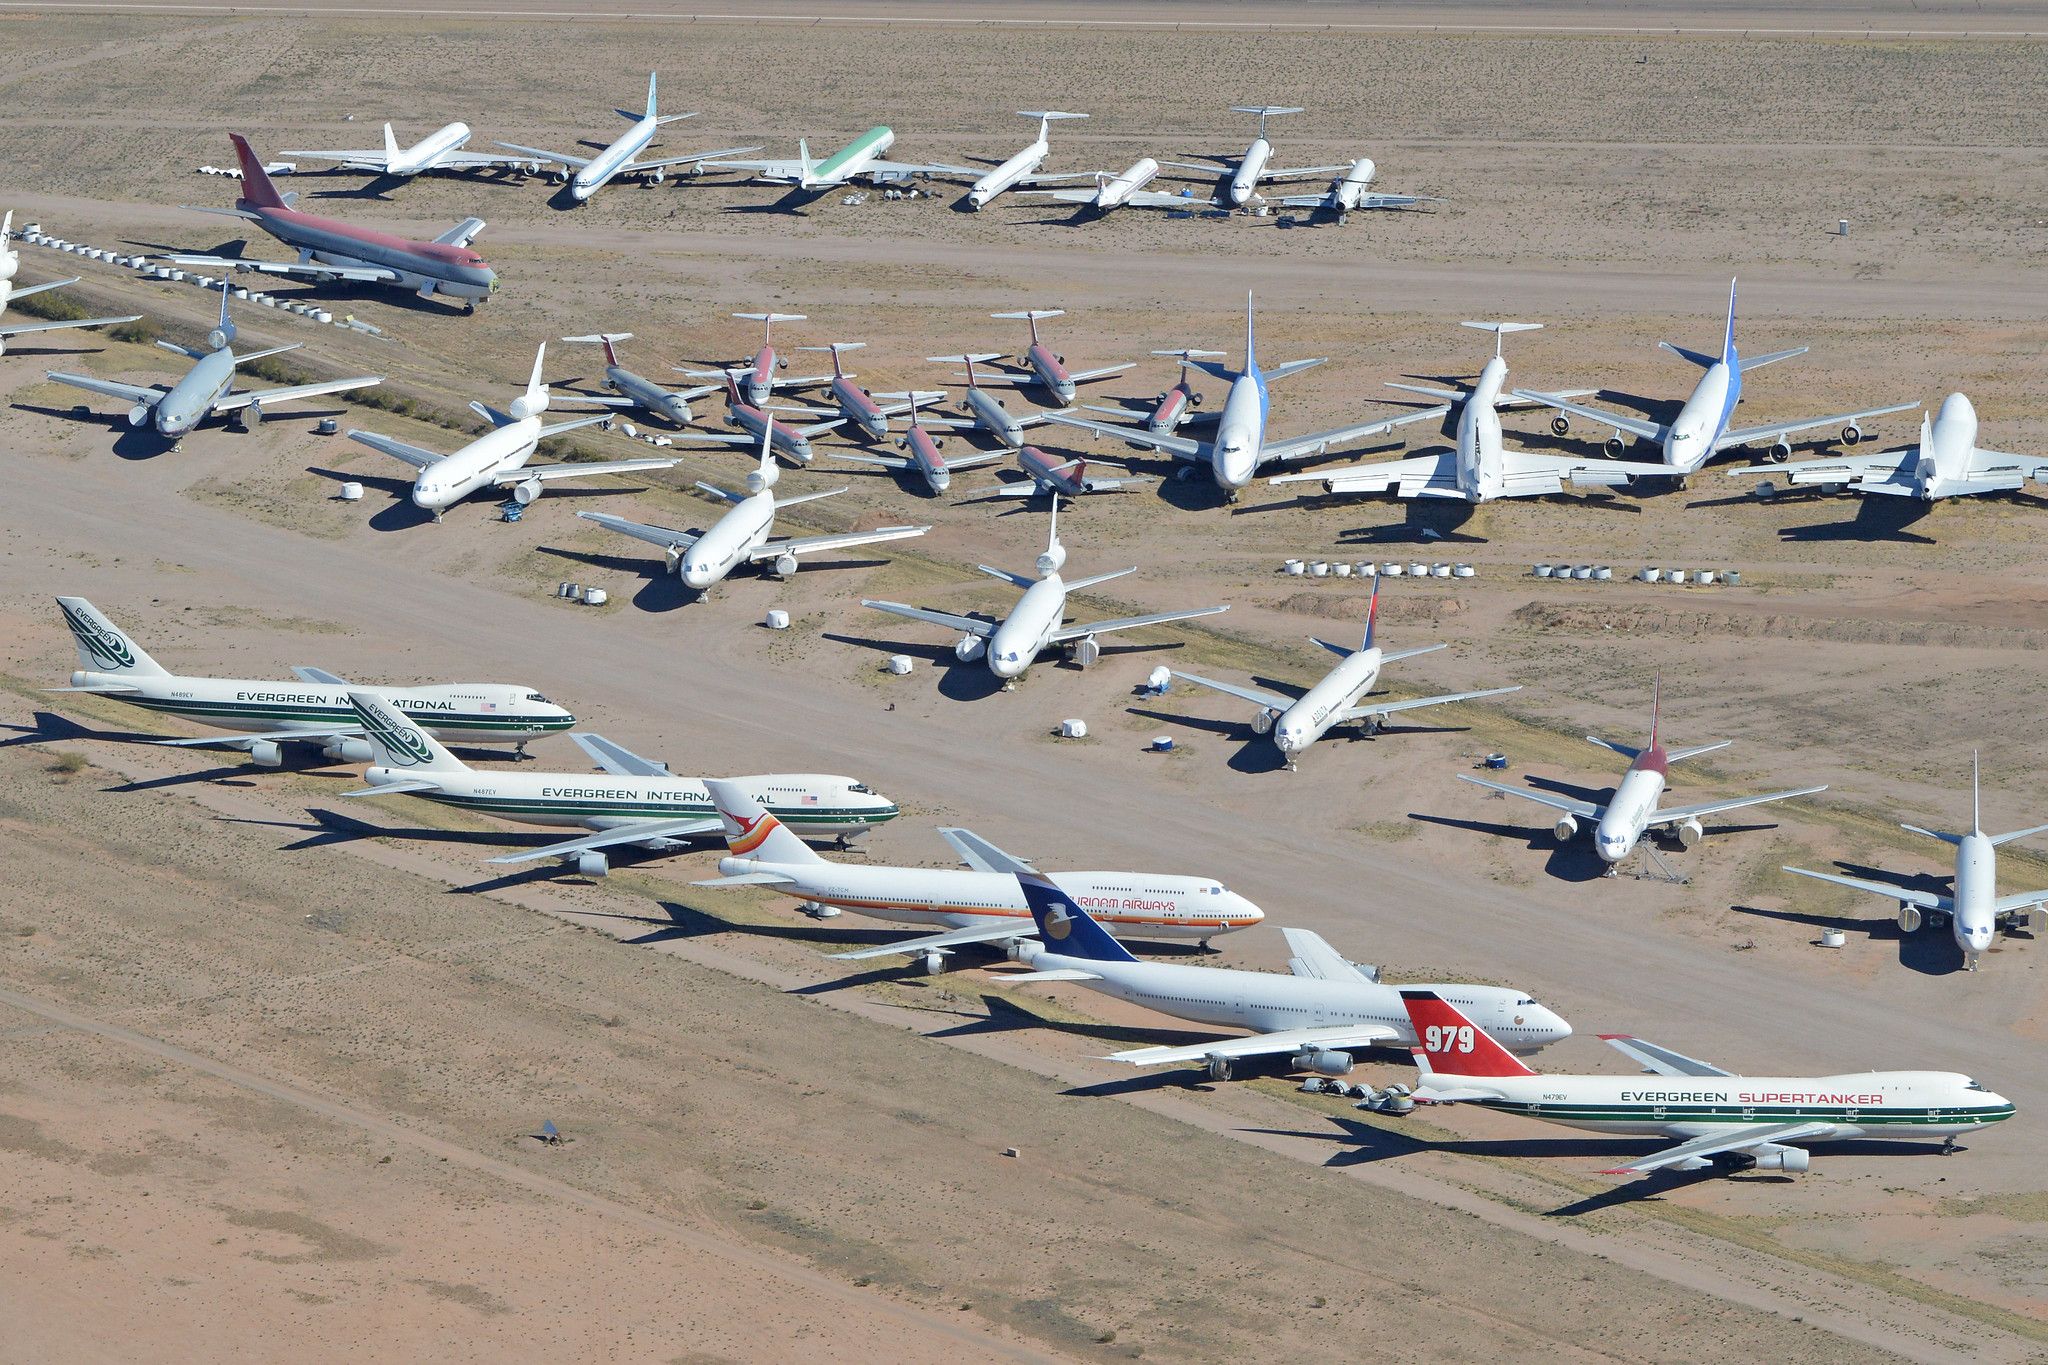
[701,778,822,864]
[1649,670,1662,748]
[229,133,288,210]
[1399,990,1536,1079]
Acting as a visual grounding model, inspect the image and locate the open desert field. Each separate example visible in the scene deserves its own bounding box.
[3,2,2048,1360]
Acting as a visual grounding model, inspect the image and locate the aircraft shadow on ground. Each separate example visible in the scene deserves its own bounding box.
[719,186,826,216]
[1774,495,1938,544]
[821,630,1008,701]
[306,464,413,497]
[12,403,181,461]
[3,711,168,749]
[1405,811,1614,883]
[1727,902,1970,976]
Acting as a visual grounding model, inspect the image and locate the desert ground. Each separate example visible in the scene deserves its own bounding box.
[3,2,2047,1360]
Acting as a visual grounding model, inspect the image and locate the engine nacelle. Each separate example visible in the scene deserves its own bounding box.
[1769,438,1793,463]
[1069,635,1101,668]
[237,401,263,430]
[575,851,610,878]
[1289,1046,1354,1078]
[954,634,986,663]
[664,544,686,576]
[512,477,544,505]
[321,736,374,765]
[1898,903,1923,934]
[918,950,947,976]
[1190,390,1205,407]
[771,551,800,580]
[206,325,233,352]
[800,900,841,919]
[509,393,544,422]
[1204,1053,1234,1082]
[1674,816,1705,849]
[128,403,152,428]
[1604,435,1625,457]
[1036,540,1068,575]
[1553,813,1579,842]
[650,170,667,186]
[1551,414,1571,437]
[1252,707,1276,736]
[1841,422,1862,446]
[0,337,9,358]
[247,739,283,768]
[1751,1144,1810,1173]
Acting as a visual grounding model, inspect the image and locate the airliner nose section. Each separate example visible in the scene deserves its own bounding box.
[1532,1005,1573,1044]
[1227,892,1264,924]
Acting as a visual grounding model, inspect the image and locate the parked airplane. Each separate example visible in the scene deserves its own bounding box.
[1001,873,1569,1080]
[1081,351,1217,436]
[348,343,675,519]
[495,73,757,203]
[1023,158,1212,214]
[920,352,1071,450]
[1166,106,1349,209]
[1731,394,2048,503]
[708,126,975,193]
[1170,582,1519,768]
[344,691,896,876]
[830,390,1000,495]
[790,341,906,439]
[674,312,833,408]
[0,211,140,353]
[1782,754,2048,970]
[577,423,930,591]
[989,445,1154,501]
[862,501,1228,687]
[966,110,1092,209]
[1048,296,1444,497]
[168,134,498,308]
[553,332,721,428]
[51,596,572,765]
[1271,322,1674,502]
[1275,158,1438,222]
[48,282,380,440]
[1457,679,1825,870]
[282,120,531,179]
[694,780,1263,973]
[1397,990,2012,1175]
[940,310,1131,406]
[1511,281,1917,477]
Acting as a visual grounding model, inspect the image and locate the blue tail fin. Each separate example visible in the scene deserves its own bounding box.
[1721,277,1738,366]
[1019,875,1138,963]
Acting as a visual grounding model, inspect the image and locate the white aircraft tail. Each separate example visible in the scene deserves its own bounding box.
[798,138,816,186]
[992,308,1063,348]
[798,340,864,376]
[703,777,825,864]
[1460,319,1542,359]
[644,71,658,121]
[744,419,780,493]
[1232,104,1305,138]
[1035,497,1067,576]
[1243,290,1257,373]
[56,597,170,677]
[1020,109,1087,146]
[347,689,469,774]
[511,342,550,419]
[382,122,402,166]
[208,278,237,351]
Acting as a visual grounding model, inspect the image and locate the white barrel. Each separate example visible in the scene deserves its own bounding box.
[1571,565,1592,580]
[1309,560,1329,577]
[886,654,914,675]
[1534,564,1553,578]
[1283,559,1305,576]
[337,481,364,501]
[1696,569,1717,585]
[1431,563,1451,578]
[1724,570,1742,586]
[582,587,608,606]
[168,269,185,282]
[653,435,673,447]
[1358,562,1378,577]
[1409,562,1429,577]
[1820,928,1847,948]
[1060,718,1088,738]
[1668,569,1688,584]
[233,286,250,299]
[1638,566,1662,582]
[1383,563,1404,577]
[313,309,333,323]
[764,609,791,630]
[1333,562,1352,577]
[1454,563,1475,578]
[1592,565,1612,580]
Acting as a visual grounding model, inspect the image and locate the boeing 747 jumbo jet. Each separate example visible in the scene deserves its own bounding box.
[1046,295,1446,498]
[344,692,896,876]
[1001,875,1570,1082]
[349,343,676,519]
[50,597,572,765]
[966,111,1092,209]
[551,333,723,428]
[1166,106,1350,209]
[1275,158,1438,222]
[1395,990,2012,1176]
[693,780,1263,973]
[169,134,498,309]
[1512,281,1917,477]
[1457,679,1825,872]
[282,120,533,180]
[49,283,380,442]
[1782,754,2048,971]
[577,423,931,592]
[1170,582,1519,768]
[0,211,140,353]
[1731,393,2048,503]
[862,502,1229,687]
[496,74,757,203]
[708,127,976,195]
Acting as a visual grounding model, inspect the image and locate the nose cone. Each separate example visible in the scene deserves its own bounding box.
[1595,833,1629,863]
[1227,893,1264,925]
[412,482,446,509]
[1531,1006,1573,1045]
[1274,727,1305,753]
[571,180,595,202]
[989,647,1027,679]
[680,559,716,590]
[1215,449,1255,490]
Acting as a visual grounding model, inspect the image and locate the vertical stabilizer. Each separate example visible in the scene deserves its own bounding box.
[1649,671,1662,748]
[703,777,825,863]
[798,138,815,186]
[1362,577,1381,650]
[382,122,401,167]
[1244,290,1257,374]
[228,133,288,210]
[645,71,659,121]
[1972,750,1982,836]
[347,689,468,773]
[1019,875,1139,963]
[1722,277,1739,366]
[56,597,170,677]
[1400,989,1538,1078]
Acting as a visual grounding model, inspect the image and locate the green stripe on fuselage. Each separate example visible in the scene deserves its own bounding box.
[427,791,881,827]
[1486,1100,2015,1127]
[816,127,891,180]
[127,695,570,735]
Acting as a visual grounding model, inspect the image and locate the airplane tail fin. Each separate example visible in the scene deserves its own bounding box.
[645,70,659,121]
[382,122,401,166]
[347,689,468,773]
[1972,749,1981,836]
[1019,874,1138,963]
[1400,989,1538,1079]
[1649,670,1661,748]
[1722,277,1738,366]
[228,133,288,210]
[516,342,550,417]
[56,597,170,677]
[799,138,815,186]
[1362,576,1380,650]
[1459,319,1542,360]
[1244,290,1257,373]
[212,278,236,348]
[703,777,824,864]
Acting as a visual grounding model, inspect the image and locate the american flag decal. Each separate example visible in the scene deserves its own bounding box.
[802,794,819,805]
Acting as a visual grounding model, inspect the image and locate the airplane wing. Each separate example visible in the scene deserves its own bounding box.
[1455,773,1603,820]
[548,393,640,410]
[1780,865,1952,912]
[630,146,763,174]
[1995,889,2048,918]
[1273,451,1457,498]
[1720,402,1920,450]
[1067,363,1135,383]
[570,732,668,777]
[935,827,1038,875]
[432,217,487,248]
[1972,447,2048,480]
[484,817,723,865]
[151,725,359,749]
[4,314,142,340]
[1262,357,1327,383]
[162,254,397,283]
[829,451,911,472]
[46,372,165,405]
[495,456,679,486]
[1280,927,1378,985]
[830,918,1038,962]
[292,667,350,685]
[745,525,931,563]
[1509,389,1665,442]
[1261,164,1354,181]
[215,375,382,412]
[1168,669,1297,711]
[1336,684,1522,723]
[538,412,624,441]
[1118,189,1219,210]
[576,509,698,550]
[1038,411,1205,460]
[347,429,445,470]
[864,158,982,180]
[862,599,997,638]
[1264,406,1455,464]
[1728,448,1913,483]
[1599,1034,1733,1078]
[1107,1023,1399,1068]
[1651,785,1827,826]
[278,146,394,168]
[1050,604,1228,644]
[1602,1122,1835,1177]
[1500,450,1676,494]
[492,142,593,171]
[1276,190,1434,210]
[699,155,804,180]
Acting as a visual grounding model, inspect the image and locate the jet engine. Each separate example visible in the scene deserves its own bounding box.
[1036,539,1067,576]
[1841,422,1862,446]
[1204,1053,1235,1082]
[1604,435,1625,457]
[1552,813,1579,842]
[1190,390,1205,407]
[321,737,374,765]
[1069,636,1100,668]
[1674,816,1705,848]
[955,634,986,663]
[918,950,947,976]
[1551,414,1571,437]
[206,322,234,352]
[575,851,610,878]
[1289,1047,1354,1078]
[236,401,263,431]
[247,739,283,768]
[508,392,545,421]
[1769,438,1793,462]
[1252,708,1276,736]
[771,551,800,579]
[128,404,152,428]
[650,170,666,186]
[0,338,8,358]
[1750,1144,1810,1173]
[1898,903,1923,934]
[512,477,544,505]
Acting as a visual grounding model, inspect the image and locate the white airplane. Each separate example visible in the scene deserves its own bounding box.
[1170,582,1520,769]
[1045,294,1446,497]
[997,874,1570,1081]
[343,691,897,877]
[50,596,572,765]
[1511,280,1918,477]
[693,780,1264,973]
[830,390,1000,495]
[1275,158,1439,222]
[496,73,758,203]
[1731,393,2048,503]
[862,501,1228,688]
[551,332,722,428]
[966,110,1092,209]
[348,343,677,519]
[1397,989,2013,1176]
[1166,105,1350,209]
[707,126,976,192]
[1457,679,1826,871]
[281,121,531,179]
[48,282,380,441]
[1023,157,1215,215]
[1271,322,1675,503]
[1782,754,2048,970]
[576,423,931,592]
[0,211,140,353]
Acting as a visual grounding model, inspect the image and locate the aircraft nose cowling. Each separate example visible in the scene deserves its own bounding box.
[680,561,716,590]
[1227,893,1264,925]
[1532,1006,1573,1043]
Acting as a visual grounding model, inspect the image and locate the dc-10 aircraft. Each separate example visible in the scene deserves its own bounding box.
[707,126,977,194]
[551,332,722,428]
[694,781,1263,973]
[350,344,676,519]
[830,391,1001,496]
[1170,582,1519,769]
[0,211,140,353]
[1275,158,1439,222]
[1165,106,1350,209]
[49,282,380,441]
[1397,990,2012,1176]
[1457,679,1825,871]
[168,135,498,309]
[1512,281,1917,477]
[577,423,931,592]
[1000,875,1569,1081]
[281,120,534,180]
[345,691,896,877]
[496,73,758,203]
[1271,322,1674,503]
[1731,393,2048,503]
[1046,295,1445,498]
[952,310,1132,405]
[862,502,1228,688]
[966,110,1092,209]
[51,596,572,765]
[1782,754,2048,971]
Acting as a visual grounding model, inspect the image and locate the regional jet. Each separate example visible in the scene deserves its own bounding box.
[830,391,1001,495]
[966,111,1093,209]
[495,73,759,203]
[707,126,976,194]
[1165,106,1350,209]
[1275,158,1439,223]
[282,120,533,180]
[953,310,1132,405]
[675,312,831,408]
[0,212,140,353]
[917,352,1071,450]
[1022,158,1214,215]
[1731,393,2048,503]
[552,332,723,428]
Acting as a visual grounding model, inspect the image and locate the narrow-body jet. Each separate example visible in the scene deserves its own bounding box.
[496,74,758,203]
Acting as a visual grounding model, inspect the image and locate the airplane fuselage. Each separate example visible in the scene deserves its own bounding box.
[608,365,692,426]
[988,575,1068,679]
[1328,157,1377,212]
[1915,392,1980,495]
[726,397,816,463]
[150,347,239,437]
[1273,646,1382,756]
[1146,379,1196,433]
[1953,832,2000,964]
[412,417,542,512]
[1594,750,1669,863]
[969,137,1049,209]
[365,766,897,836]
[830,375,889,440]
[809,127,895,187]
[1664,359,1740,473]
[572,115,659,201]
[679,491,776,589]
[1093,157,1161,210]
[394,122,473,176]
[1453,354,1513,500]
[244,201,497,301]
[1208,367,1270,490]
[902,425,951,492]
[69,671,572,747]
[1026,343,1074,403]
[1231,138,1274,206]
[1019,445,1085,497]
[964,385,1025,448]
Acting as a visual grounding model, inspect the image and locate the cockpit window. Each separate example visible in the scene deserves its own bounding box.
[1965,1080,1988,1092]
[1517,998,1537,1006]
[526,693,551,703]
[848,783,870,794]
